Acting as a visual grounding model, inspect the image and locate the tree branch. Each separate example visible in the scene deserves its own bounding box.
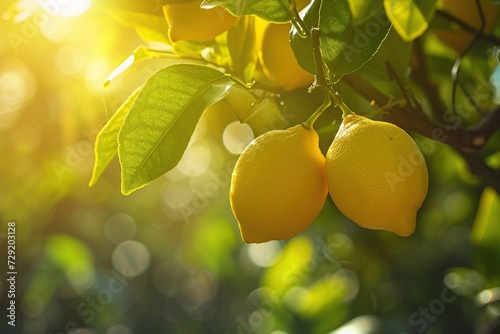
[460,152,500,195]
[436,9,500,45]
[341,74,500,153]
[411,38,448,120]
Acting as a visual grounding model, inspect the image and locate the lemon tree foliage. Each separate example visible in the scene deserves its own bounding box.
[93,64,233,195]
[384,0,437,41]
[319,0,391,76]
[89,87,142,187]
[92,0,500,248]
[227,16,259,83]
[289,0,319,74]
[291,0,391,78]
[201,0,295,23]
[348,0,384,25]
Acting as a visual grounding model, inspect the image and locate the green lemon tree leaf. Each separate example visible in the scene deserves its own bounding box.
[319,0,391,78]
[471,187,500,285]
[290,0,320,74]
[118,64,233,195]
[383,0,437,42]
[349,0,384,25]
[358,29,413,83]
[201,0,293,23]
[89,87,142,187]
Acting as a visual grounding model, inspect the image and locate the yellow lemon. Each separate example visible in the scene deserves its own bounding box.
[325,114,428,236]
[163,1,238,42]
[260,22,314,91]
[230,124,327,243]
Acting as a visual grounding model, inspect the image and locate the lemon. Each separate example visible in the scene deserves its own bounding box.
[325,114,428,236]
[259,22,314,91]
[163,1,237,43]
[230,124,328,243]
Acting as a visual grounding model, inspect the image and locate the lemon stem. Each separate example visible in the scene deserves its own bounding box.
[311,28,328,88]
[230,75,252,90]
[303,28,330,129]
[302,26,355,128]
[303,88,331,129]
[337,99,355,118]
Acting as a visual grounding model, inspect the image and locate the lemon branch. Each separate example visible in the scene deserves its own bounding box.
[436,9,500,45]
[303,28,353,129]
[303,28,330,129]
[341,73,500,195]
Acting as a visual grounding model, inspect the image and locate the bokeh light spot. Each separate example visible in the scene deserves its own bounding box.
[86,59,109,90]
[44,234,95,290]
[444,191,472,221]
[223,121,254,154]
[161,182,194,209]
[56,44,86,75]
[112,240,150,278]
[106,324,134,334]
[329,315,381,334]
[68,329,95,334]
[0,58,36,116]
[247,241,281,267]
[40,16,72,41]
[176,142,211,177]
[104,213,137,244]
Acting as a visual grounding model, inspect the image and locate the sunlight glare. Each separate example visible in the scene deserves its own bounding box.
[85,59,109,91]
[40,0,92,17]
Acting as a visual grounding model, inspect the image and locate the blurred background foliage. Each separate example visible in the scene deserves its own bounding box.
[0,0,500,334]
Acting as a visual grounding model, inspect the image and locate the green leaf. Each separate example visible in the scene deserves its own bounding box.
[201,0,293,23]
[89,87,142,187]
[349,0,384,25]
[227,16,258,83]
[358,29,413,82]
[290,0,320,74]
[118,64,233,195]
[319,0,391,78]
[383,0,437,42]
[471,187,500,285]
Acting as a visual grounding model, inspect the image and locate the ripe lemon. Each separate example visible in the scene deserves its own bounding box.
[230,124,327,243]
[260,22,314,91]
[325,114,428,236]
[163,1,238,42]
